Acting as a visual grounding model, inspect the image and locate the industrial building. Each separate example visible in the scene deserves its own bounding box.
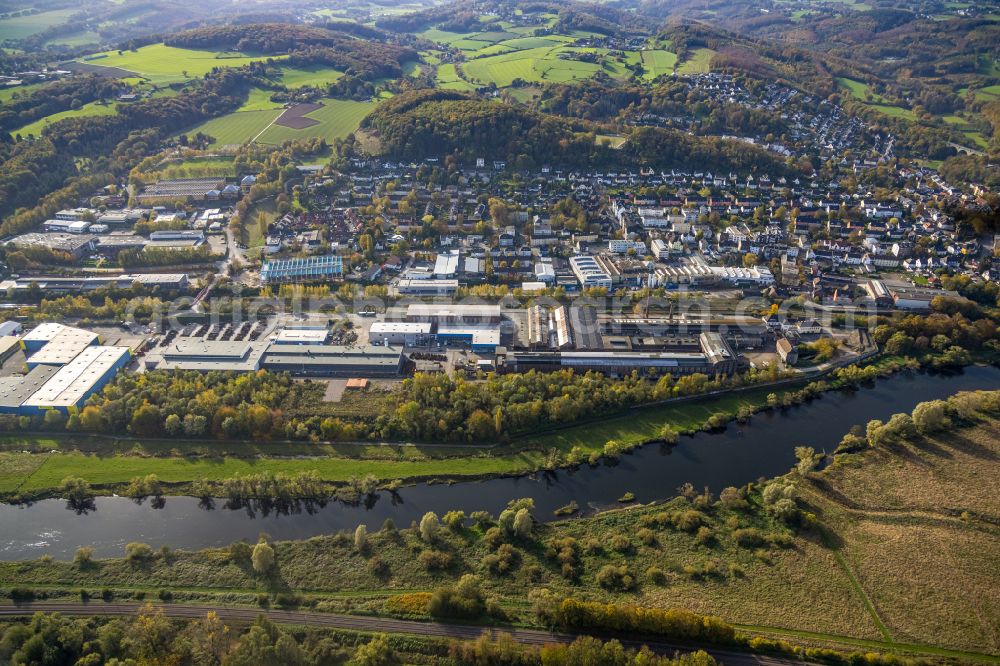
[21,323,100,368]
[436,325,501,352]
[261,344,403,377]
[369,322,432,346]
[260,255,344,284]
[569,255,613,289]
[273,326,330,345]
[501,332,738,378]
[0,365,59,414]
[404,303,502,325]
[149,340,265,373]
[21,346,131,414]
[395,279,458,296]
[0,273,189,294]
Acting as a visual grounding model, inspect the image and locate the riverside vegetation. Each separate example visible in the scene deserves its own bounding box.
[4,390,999,661]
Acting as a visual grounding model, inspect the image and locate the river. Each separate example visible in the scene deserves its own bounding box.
[1,365,998,560]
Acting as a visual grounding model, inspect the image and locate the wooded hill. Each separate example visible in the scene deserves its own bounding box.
[361,89,791,173]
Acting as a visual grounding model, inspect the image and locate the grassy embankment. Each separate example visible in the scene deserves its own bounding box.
[0,382,782,499]
[2,400,998,662]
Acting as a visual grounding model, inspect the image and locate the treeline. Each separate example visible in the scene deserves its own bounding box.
[0,75,121,134]
[361,90,790,174]
[0,138,78,220]
[164,23,347,53]
[0,609,720,666]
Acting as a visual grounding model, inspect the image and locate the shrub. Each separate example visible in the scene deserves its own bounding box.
[646,566,667,585]
[672,510,703,532]
[636,528,656,546]
[251,540,275,575]
[124,542,153,563]
[418,549,452,571]
[596,565,636,591]
[419,512,440,542]
[442,510,466,530]
[428,574,485,618]
[733,528,767,548]
[73,547,95,568]
[483,543,519,575]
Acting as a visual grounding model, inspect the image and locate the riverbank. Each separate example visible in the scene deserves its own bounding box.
[2,394,998,661]
[0,354,938,503]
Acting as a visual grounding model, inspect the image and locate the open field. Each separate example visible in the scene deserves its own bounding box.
[276,65,345,89]
[179,108,282,148]
[12,100,118,138]
[435,63,476,91]
[802,415,1000,653]
[0,8,75,40]
[836,77,917,121]
[255,98,376,145]
[0,82,44,104]
[641,49,679,79]
[676,48,716,74]
[77,44,284,85]
[462,46,613,87]
[236,87,283,112]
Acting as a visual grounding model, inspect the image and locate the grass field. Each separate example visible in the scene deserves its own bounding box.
[12,100,118,138]
[276,65,345,89]
[236,88,283,112]
[0,82,44,104]
[256,98,376,145]
[463,46,609,87]
[151,156,237,180]
[435,63,476,91]
[78,44,284,85]
[836,78,917,121]
[179,108,282,148]
[640,49,678,79]
[676,48,716,74]
[0,8,75,40]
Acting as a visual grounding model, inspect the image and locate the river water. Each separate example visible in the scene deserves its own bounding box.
[2,365,998,560]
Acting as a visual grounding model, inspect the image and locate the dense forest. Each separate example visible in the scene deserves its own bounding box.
[361,90,790,173]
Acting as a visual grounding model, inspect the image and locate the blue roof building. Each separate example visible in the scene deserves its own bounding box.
[260,254,344,284]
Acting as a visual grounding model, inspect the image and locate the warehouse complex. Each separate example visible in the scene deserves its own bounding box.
[0,323,134,414]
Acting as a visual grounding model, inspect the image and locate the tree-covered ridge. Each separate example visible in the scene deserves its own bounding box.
[361,89,790,173]
[164,23,350,53]
[0,75,121,134]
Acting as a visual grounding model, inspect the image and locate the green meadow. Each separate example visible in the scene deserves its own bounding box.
[12,100,118,138]
[0,8,75,40]
[180,108,282,147]
[435,63,477,91]
[277,65,345,89]
[641,49,678,79]
[676,47,716,74]
[256,99,377,145]
[78,44,284,85]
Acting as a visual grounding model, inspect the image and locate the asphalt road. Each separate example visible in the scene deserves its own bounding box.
[0,601,805,666]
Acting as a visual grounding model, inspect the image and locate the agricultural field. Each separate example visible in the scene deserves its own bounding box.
[0,81,44,104]
[0,8,75,41]
[836,77,918,121]
[178,108,282,148]
[675,47,716,75]
[435,63,476,91]
[640,49,678,79]
[76,44,284,85]
[462,46,618,87]
[255,98,377,145]
[12,99,119,138]
[236,87,283,112]
[276,65,345,89]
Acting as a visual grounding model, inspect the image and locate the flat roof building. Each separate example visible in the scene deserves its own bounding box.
[405,303,502,325]
[22,346,131,413]
[261,344,403,377]
[0,365,59,414]
[261,255,343,284]
[369,322,432,346]
[273,327,330,345]
[396,279,458,296]
[149,340,265,372]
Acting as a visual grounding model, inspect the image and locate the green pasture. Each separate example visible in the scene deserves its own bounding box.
[0,8,75,40]
[435,63,476,91]
[255,98,376,145]
[277,65,345,89]
[676,47,715,74]
[640,49,678,79]
[12,100,118,138]
[77,44,284,85]
[179,108,282,147]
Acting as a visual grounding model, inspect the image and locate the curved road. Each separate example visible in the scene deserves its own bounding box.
[0,601,803,666]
